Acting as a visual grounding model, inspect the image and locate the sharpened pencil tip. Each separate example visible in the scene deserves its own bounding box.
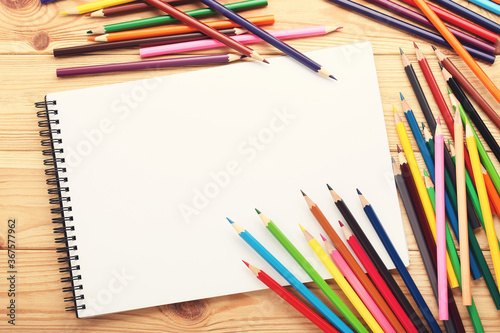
[298,223,305,231]
[320,234,327,241]
[399,92,404,101]
[423,169,429,177]
[339,220,344,227]
[397,144,401,153]
[300,190,306,196]
[59,11,68,15]
[431,45,437,51]
[392,105,398,113]
[438,62,444,70]
[326,183,333,191]
[356,188,362,195]
[437,116,441,125]
[263,59,270,64]
[242,260,249,267]
[87,30,93,34]
[227,217,234,224]
[413,42,419,49]
[422,122,425,130]
[255,208,261,214]
[399,47,404,55]
[446,86,452,94]
[329,75,337,80]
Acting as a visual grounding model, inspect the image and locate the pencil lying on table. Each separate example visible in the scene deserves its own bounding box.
[327,185,421,332]
[140,26,342,58]
[300,191,406,333]
[255,210,363,332]
[87,0,195,17]
[60,0,135,15]
[357,189,441,333]
[198,0,337,79]
[242,261,339,333]
[227,218,353,333]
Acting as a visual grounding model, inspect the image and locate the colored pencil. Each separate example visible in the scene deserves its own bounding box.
[321,234,394,333]
[335,223,415,333]
[394,107,460,289]
[422,171,483,333]
[327,185,421,333]
[400,0,500,44]
[56,53,243,77]
[441,68,500,170]
[325,0,495,63]
[142,0,267,62]
[368,1,496,54]
[432,0,500,35]
[468,0,500,15]
[140,26,342,58]
[414,43,482,231]
[434,117,447,320]
[300,226,381,333]
[434,47,500,131]
[300,191,406,333]
[401,95,480,281]
[483,165,500,216]
[91,15,273,42]
[395,154,468,333]
[87,0,195,17]
[227,218,353,333]
[356,189,440,333]
[54,28,240,57]
[411,0,500,102]
[447,90,500,197]
[87,0,268,34]
[465,124,500,290]
[454,110,471,306]
[242,261,340,333]
[198,0,336,79]
[256,210,363,332]
[60,0,135,15]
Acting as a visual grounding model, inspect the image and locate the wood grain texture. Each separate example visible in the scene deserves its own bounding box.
[1,0,500,330]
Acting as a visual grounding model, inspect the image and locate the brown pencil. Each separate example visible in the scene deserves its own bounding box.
[141,0,266,62]
[300,191,405,333]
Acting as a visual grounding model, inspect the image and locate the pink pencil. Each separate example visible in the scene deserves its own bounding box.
[435,117,447,320]
[321,234,395,333]
[140,26,342,58]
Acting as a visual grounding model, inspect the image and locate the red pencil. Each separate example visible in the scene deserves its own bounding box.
[141,0,267,62]
[401,0,500,44]
[242,261,339,333]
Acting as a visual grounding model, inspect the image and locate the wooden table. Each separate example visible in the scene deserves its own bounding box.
[1,0,500,331]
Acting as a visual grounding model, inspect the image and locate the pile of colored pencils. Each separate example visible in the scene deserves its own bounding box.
[50,0,342,77]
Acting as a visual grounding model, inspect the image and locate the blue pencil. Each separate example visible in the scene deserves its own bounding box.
[468,0,500,16]
[401,94,482,280]
[198,0,336,80]
[227,218,353,333]
[356,190,442,333]
[433,0,500,35]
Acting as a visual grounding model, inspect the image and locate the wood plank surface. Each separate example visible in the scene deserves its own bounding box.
[1,0,500,330]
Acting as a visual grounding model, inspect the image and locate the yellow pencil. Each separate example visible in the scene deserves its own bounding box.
[300,225,384,333]
[394,105,459,288]
[60,0,135,15]
[454,109,471,306]
[465,122,500,290]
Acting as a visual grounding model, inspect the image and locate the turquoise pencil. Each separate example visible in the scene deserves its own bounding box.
[227,218,353,333]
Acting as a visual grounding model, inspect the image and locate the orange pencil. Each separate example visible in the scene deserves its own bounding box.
[483,165,500,216]
[90,15,274,42]
[411,0,500,103]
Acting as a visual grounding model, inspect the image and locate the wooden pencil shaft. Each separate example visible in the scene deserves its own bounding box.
[395,173,464,332]
[335,200,425,330]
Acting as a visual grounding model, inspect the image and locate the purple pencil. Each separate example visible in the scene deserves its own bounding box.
[56,54,242,77]
[367,0,497,55]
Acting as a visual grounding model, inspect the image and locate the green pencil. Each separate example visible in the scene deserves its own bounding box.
[88,0,268,34]
[255,209,367,333]
[424,172,485,332]
[448,88,500,196]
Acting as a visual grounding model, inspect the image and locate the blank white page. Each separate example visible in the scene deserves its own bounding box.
[47,41,408,318]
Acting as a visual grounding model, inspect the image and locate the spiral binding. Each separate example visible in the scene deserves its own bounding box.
[37,98,85,314]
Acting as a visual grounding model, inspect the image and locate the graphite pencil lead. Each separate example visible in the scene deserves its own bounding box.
[392,157,396,163]
[356,188,362,195]
[300,189,306,196]
[431,45,437,51]
[438,62,444,70]
[326,183,333,191]
[399,47,404,55]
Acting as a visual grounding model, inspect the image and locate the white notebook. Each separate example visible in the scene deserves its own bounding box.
[38,41,408,318]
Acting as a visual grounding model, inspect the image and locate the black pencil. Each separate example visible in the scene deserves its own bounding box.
[394,154,464,333]
[326,184,427,332]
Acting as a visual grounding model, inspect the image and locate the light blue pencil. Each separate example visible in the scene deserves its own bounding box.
[467,0,500,16]
[227,218,353,333]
